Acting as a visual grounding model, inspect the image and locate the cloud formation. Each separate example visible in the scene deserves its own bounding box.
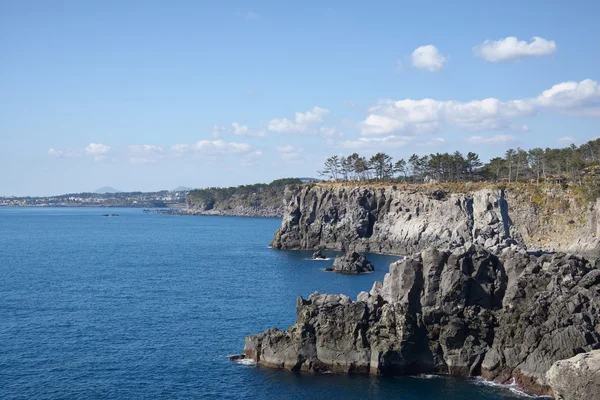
[171,139,252,156]
[49,143,111,162]
[128,145,164,164]
[276,145,305,162]
[268,106,330,134]
[411,45,447,71]
[360,79,600,136]
[232,122,267,137]
[473,36,557,63]
[466,135,517,145]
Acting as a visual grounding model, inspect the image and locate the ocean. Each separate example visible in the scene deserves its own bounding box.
[0,207,537,399]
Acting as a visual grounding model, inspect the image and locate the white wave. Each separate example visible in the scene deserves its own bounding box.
[306,257,332,261]
[472,377,552,398]
[411,373,443,379]
[233,359,257,366]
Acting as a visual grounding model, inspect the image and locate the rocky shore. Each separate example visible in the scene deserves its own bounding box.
[147,206,282,218]
[242,183,600,398]
[244,244,600,396]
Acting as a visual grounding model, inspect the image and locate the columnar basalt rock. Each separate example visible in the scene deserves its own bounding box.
[270,186,516,255]
[270,184,600,257]
[243,245,600,396]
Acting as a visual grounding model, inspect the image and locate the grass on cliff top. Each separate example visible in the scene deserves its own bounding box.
[306,181,593,205]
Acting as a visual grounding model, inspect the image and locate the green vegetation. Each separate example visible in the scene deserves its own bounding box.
[318,139,600,200]
[186,178,302,211]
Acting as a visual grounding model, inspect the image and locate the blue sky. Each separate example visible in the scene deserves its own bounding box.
[1,0,599,195]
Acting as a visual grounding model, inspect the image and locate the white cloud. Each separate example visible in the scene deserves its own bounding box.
[418,137,446,147]
[128,145,164,164]
[85,143,111,155]
[338,135,413,149]
[534,79,600,116]
[360,79,600,136]
[557,136,576,144]
[83,143,111,162]
[466,135,517,145]
[473,36,556,63]
[232,122,267,137]
[276,145,305,162]
[48,148,63,157]
[411,45,447,72]
[129,145,164,154]
[319,126,343,138]
[170,139,252,156]
[194,139,252,154]
[211,125,228,139]
[171,144,190,155]
[268,106,330,134]
[129,157,158,164]
[240,151,263,167]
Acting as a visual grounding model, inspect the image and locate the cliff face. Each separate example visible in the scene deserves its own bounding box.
[270,184,599,257]
[244,245,600,395]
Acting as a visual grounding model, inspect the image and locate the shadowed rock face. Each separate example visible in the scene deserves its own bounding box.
[547,350,600,400]
[244,245,600,396]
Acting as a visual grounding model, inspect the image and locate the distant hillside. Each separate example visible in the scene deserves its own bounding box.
[185,178,302,217]
[173,186,192,192]
[95,186,121,194]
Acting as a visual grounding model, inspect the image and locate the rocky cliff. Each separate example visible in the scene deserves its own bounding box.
[270,183,599,258]
[244,244,600,396]
[547,350,600,400]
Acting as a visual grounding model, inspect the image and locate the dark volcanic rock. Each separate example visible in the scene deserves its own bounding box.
[326,252,374,274]
[243,245,600,396]
[312,250,326,260]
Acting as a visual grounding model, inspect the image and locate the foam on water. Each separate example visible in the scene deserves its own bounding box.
[233,359,257,366]
[472,377,553,398]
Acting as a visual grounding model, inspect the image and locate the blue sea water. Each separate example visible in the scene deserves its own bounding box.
[0,207,535,399]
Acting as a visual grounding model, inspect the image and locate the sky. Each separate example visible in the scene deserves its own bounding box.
[1,0,600,196]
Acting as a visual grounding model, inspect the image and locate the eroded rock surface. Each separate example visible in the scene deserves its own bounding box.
[271,186,516,255]
[326,252,374,274]
[244,245,600,396]
[546,350,600,400]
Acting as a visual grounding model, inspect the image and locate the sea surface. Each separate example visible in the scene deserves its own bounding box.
[0,207,539,399]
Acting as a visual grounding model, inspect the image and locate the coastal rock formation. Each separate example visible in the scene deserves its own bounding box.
[271,185,517,255]
[546,350,600,400]
[312,250,326,260]
[326,252,374,274]
[270,184,599,257]
[243,245,600,396]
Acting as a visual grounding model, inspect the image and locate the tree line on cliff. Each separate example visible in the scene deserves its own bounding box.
[318,139,600,188]
[186,178,302,210]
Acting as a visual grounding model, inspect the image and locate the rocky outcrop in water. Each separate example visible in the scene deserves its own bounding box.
[546,350,600,400]
[312,250,326,260]
[325,252,374,274]
[243,244,600,396]
[270,184,599,258]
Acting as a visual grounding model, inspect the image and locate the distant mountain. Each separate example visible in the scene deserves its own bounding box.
[173,186,192,192]
[95,186,121,194]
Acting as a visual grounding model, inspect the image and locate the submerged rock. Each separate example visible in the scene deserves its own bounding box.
[243,245,600,396]
[326,252,374,274]
[546,350,600,400]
